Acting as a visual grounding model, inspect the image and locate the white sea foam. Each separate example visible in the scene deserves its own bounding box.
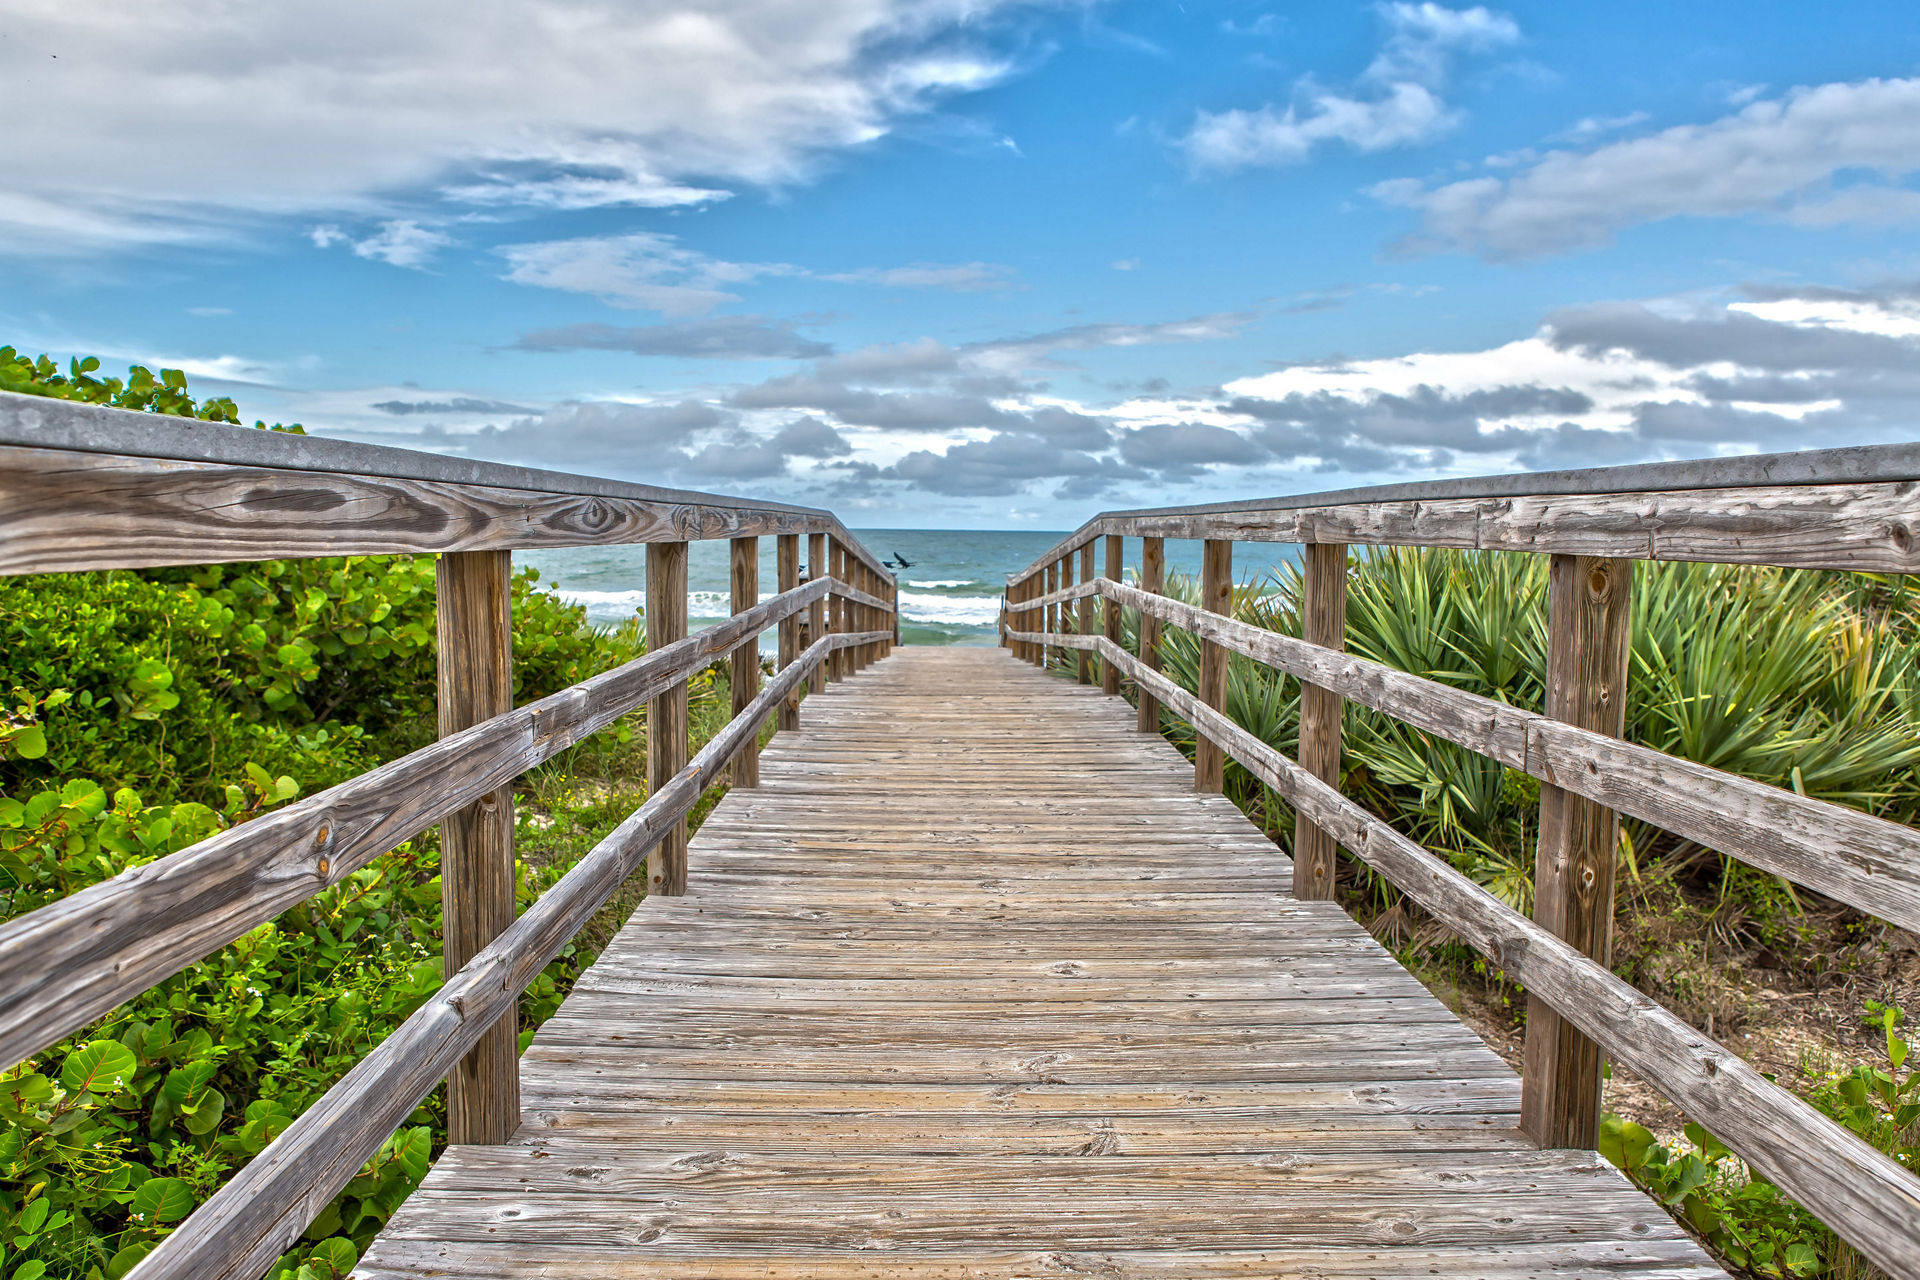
[897,591,1001,626]
[558,588,645,612]
[906,579,975,589]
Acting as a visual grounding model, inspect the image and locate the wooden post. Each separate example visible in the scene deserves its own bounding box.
[1077,541,1095,685]
[1045,560,1059,671]
[807,532,828,695]
[829,540,848,681]
[1522,554,1633,1150]
[435,549,519,1145]
[777,535,800,730]
[646,540,689,897]
[1102,535,1123,696]
[1195,539,1233,793]
[1293,543,1349,901]
[730,536,760,787]
[1136,537,1165,732]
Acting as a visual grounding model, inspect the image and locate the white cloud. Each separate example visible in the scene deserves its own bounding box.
[498,231,1019,312]
[1181,3,1517,172]
[0,0,1040,253]
[351,220,453,270]
[1374,76,1920,259]
[820,262,1019,291]
[1185,83,1453,170]
[497,232,794,315]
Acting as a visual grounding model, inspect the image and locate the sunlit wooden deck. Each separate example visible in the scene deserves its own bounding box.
[360,646,1717,1279]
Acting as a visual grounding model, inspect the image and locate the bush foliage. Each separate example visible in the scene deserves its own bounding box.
[0,352,651,1280]
[1113,548,1920,1277]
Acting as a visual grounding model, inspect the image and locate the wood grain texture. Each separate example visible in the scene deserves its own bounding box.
[0,578,830,1073]
[358,647,1720,1280]
[126,634,853,1280]
[1136,537,1164,733]
[1524,556,1633,1150]
[1046,561,1060,671]
[1003,480,1920,587]
[0,437,897,581]
[435,551,520,1146]
[1052,633,1918,1280]
[809,533,829,696]
[777,535,800,731]
[1078,541,1096,684]
[729,537,761,788]
[1195,539,1233,793]
[1293,542,1347,902]
[1088,578,1920,935]
[646,541,690,896]
[1103,535,1124,696]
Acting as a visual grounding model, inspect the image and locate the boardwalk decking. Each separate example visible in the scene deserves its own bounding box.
[361,647,1721,1279]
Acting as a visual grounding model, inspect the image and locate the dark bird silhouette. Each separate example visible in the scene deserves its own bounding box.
[889,552,915,569]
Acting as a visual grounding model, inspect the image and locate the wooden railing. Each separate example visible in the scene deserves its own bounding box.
[1001,444,1920,1280]
[0,391,899,1280]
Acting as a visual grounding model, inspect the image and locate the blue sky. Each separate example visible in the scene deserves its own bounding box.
[6,1,1920,527]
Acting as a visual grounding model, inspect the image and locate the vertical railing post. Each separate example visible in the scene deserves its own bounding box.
[646,540,690,897]
[777,534,800,731]
[1195,539,1233,793]
[890,573,900,651]
[807,532,828,695]
[1059,551,1075,676]
[730,536,760,788]
[1292,542,1349,901]
[1077,541,1095,685]
[829,539,848,681]
[1135,537,1165,731]
[1044,560,1059,671]
[1102,534,1123,696]
[436,550,520,1145]
[1522,554,1633,1149]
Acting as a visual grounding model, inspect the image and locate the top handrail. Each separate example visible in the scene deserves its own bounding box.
[1008,441,1920,582]
[0,390,895,580]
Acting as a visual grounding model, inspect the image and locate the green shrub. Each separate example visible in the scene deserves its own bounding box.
[0,350,651,1279]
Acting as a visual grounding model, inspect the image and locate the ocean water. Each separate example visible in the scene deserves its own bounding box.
[516,531,1303,647]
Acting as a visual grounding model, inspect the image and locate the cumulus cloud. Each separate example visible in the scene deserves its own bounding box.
[311,220,452,269]
[1181,3,1518,172]
[513,317,833,360]
[0,0,1040,253]
[496,230,1020,315]
[1373,76,1920,259]
[497,232,793,315]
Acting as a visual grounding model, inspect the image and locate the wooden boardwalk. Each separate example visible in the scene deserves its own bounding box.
[361,647,1720,1279]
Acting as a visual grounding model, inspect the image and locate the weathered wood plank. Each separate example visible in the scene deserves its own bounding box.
[1089,636,1920,1280]
[776,534,800,731]
[729,536,760,787]
[1135,536,1164,732]
[646,540,690,896]
[125,636,847,1280]
[1194,539,1232,792]
[435,550,520,1145]
[1524,555,1633,1150]
[1102,533,1124,695]
[358,645,1721,1280]
[1084,578,1920,934]
[1293,542,1347,901]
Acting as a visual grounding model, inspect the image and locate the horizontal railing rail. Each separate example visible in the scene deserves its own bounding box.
[1012,577,1920,934]
[0,395,902,1280]
[136,627,887,1280]
[0,390,896,580]
[1001,444,1920,1280]
[1008,443,1920,581]
[0,577,843,1069]
[1003,620,1920,1280]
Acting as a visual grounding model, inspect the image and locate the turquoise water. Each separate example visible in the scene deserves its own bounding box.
[516,531,1303,647]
